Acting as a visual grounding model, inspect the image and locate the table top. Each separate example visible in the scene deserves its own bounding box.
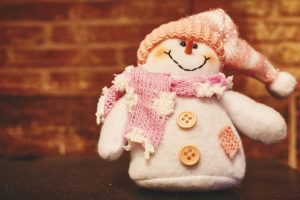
[0,156,299,200]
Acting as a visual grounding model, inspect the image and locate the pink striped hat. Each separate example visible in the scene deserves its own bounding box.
[137,9,296,97]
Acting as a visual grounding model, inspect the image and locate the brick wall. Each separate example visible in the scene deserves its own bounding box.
[0,0,299,165]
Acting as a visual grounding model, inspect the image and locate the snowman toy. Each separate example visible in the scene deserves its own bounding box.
[96,9,297,191]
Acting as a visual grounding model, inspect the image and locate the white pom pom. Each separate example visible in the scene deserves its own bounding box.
[268,72,297,97]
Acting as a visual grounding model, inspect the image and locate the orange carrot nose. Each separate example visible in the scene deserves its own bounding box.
[184,39,194,55]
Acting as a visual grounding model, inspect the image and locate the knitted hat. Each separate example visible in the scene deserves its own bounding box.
[137,9,297,97]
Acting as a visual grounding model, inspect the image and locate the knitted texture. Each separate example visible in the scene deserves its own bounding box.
[137,8,280,84]
[225,38,278,84]
[103,86,124,117]
[172,73,232,97]
[137,9,228,66]
[97,66,233,158]
[219,126,240,159]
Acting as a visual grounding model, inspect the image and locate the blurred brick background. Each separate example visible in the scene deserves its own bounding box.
[0,0,299,165]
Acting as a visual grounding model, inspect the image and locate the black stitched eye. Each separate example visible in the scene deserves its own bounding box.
[192,44,198,49]
[180,41,186,47]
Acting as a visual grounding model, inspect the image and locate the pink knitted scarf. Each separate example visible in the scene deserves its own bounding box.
[97,66,233,158]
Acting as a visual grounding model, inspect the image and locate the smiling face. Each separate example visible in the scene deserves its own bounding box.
[142,38,221,77]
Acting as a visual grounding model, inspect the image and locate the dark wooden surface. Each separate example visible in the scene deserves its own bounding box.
[0,156,299,200]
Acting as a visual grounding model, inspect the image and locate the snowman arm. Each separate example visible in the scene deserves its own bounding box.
[219,91,287,144]
[98,97,128,161]
[96,66,135,160]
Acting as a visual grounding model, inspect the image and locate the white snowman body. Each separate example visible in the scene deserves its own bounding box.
[129,96,246,190]
[98,39,287,191]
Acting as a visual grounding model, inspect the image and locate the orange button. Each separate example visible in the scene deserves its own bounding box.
[177,111,197,129]
[179,145,200,166]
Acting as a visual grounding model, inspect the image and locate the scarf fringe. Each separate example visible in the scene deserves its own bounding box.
[123,128,155,159]
[95,86,109,124]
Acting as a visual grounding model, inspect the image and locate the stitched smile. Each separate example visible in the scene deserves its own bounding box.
[164,50,210,71]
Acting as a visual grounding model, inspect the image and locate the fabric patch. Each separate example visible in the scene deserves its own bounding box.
[152,92,176,116]
[219,126,240,159]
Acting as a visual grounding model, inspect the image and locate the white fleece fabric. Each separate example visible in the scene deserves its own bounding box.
[98,98,127,161]
[128,97,246,190]
[268,72,297,98]
[136,176,239,191]
[219,91,287,144]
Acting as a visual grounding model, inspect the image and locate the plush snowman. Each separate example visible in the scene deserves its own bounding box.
[96,9,297,191]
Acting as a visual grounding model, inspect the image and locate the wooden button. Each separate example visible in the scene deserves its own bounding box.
[177,111,197,129]
[179,145,200,166]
